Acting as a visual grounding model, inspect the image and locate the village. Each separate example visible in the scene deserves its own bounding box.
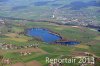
[52,9,100,27]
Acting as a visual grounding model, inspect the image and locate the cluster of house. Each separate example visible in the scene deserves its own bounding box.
[2,59,11,64]
[0,43,39,50]
[24,44,39,48]
[20,51,32,56]
[53,9,99,27]
[72,52,98,66]
[0,19,5,25]
[0,43,17,50]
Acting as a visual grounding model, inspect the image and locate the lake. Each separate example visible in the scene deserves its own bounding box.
[26,28,79,45]
[27,28,62,43]
[56,41,80,45]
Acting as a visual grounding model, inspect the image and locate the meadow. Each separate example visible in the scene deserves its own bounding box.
[0,20,100,66]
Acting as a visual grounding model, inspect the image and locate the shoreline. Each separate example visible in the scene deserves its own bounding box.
[25,27,80,45]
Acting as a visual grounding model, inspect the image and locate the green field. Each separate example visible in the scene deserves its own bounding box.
[0,20,100,66]
[0,0,100,66]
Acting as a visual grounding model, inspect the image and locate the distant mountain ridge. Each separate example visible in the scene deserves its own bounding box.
[60,1,100,10]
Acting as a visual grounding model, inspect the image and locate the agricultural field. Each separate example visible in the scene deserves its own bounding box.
[0,0,100,66]
[0,20,100,66]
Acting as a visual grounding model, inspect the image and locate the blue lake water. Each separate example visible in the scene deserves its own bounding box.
[56,41,80,45]
[27,28,79,45]
[27,28,61,43]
